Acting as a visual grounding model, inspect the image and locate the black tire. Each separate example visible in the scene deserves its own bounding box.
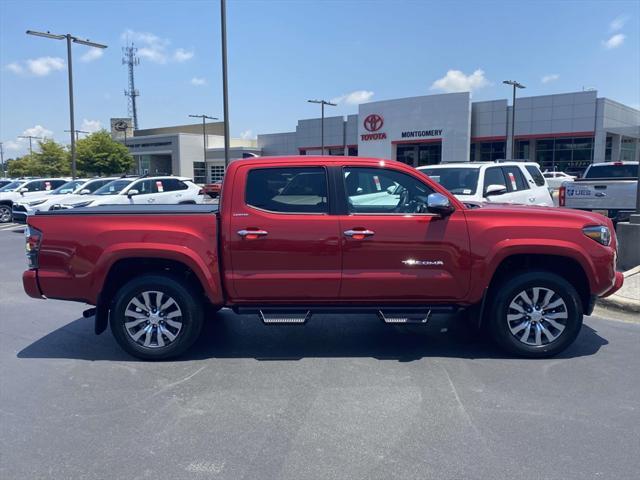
[486,271,583,358]
[0,204,12,223]
[110,274,204,360]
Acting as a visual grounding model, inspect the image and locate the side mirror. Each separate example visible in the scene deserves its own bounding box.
[80,189,91,195]
[127,189,139,197]
[484,184,507,197]
[18,187,28,194]
[427,193,454,216]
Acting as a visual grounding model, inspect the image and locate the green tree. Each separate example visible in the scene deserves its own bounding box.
[76,130,133,175]
[6,139,70,177]
[33,139,71,176]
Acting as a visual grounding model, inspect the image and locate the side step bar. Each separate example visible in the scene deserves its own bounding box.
[377,310,431,324]
[258,310,311,325]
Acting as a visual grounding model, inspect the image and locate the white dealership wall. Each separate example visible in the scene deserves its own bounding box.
[357,93,471,163]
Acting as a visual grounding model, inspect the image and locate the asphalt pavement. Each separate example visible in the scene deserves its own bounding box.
[1,225,639,480]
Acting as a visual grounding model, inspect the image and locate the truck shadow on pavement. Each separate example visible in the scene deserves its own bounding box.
[18,309,609,362]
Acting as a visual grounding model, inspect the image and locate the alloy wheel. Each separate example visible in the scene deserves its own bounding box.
[506,287,568,346]
[124,290,184,349]
[0,206,11,223]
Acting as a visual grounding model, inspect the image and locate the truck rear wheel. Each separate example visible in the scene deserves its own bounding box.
[487,271,583,358]
[110,274,203,360]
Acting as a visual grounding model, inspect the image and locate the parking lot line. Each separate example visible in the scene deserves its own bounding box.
[0,223,23,231]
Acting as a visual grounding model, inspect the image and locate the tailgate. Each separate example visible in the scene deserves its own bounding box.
[564,181,637,210]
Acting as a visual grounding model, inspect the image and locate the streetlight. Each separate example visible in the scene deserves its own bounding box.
[307,99,337,155]
[503,80,525,160]
[64,129,90,141]
[18,135,43,156]
[188,114,219,167]
[26,30,107,179]
[0,142,5,177]
[220,0,230,169]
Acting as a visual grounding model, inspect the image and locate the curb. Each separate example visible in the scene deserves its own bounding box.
[597,266,640,314]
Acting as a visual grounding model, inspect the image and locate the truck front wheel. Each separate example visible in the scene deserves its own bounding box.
[487,271,583,358]
[110,274,204,360]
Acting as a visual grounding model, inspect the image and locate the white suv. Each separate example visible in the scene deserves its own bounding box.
[56,176,204,208]
[0,178,68,222]
[12,177,121,222]
[418,162,553,206]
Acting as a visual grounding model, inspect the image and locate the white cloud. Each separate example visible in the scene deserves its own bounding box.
[81,119,102,133]
[541,74,560,84]
[610,15,629,31]
[603,33,625,49]
[80,48,104,62]
[190,77,207,86]
[4,140,21,151]
[26,56,65,76]
[120,29,193,64]
[5,62,23,74]
[6,57,65,76]
[23,125,53,139]
[174,48,194,62]
[331,90,374,105]
[240,130,255,140]
[430,69,490,93]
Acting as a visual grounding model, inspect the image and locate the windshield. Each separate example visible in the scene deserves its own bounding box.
[93,179,133,195]
[51,180,84,195]
[0,181,25,192]
[585,164,638,179]
[420,168,479,195]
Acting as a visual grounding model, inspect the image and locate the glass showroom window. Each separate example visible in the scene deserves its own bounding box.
[605,136,612,161]
[516,140,530,160]
[193,162,206,184]
[479,142,505,162]
[620,138,637,162]
[535,137,593,176]
[209,165,226,183]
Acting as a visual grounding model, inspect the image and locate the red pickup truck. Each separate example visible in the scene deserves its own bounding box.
[23,156,623,360]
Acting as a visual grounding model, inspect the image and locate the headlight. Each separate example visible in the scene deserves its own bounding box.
[583,225,611,246]
[27,199,48,206]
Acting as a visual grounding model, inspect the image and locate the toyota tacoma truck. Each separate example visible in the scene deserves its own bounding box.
[23,156,623,360]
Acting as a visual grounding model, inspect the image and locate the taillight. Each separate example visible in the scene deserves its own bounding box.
[24,225,42,269]
[558,186,566,206]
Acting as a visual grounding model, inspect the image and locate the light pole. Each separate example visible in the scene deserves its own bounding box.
[307,99,337,155]
[220,0,230,169]
[0,142,5,177]
[64,129,90,141]
[18,135,43,157]
[26,30,107,179]
[503,80,525,160]
[189,114,219,166]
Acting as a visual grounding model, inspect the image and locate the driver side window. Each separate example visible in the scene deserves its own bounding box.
[343,167,434,214]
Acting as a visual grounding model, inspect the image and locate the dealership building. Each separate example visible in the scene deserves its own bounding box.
[258,90,639,175]
[114,89,639,182]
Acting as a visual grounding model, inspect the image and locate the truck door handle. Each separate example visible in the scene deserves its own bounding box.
[595,192,607,197]
[238,229,268,239]
[528,197,536,202]
[344,229,375,240]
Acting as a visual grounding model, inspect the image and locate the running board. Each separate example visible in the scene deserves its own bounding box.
[258,310,311,325]
[377,310,431,325]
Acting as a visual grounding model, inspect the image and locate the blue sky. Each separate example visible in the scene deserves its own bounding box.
[1,0,638,158]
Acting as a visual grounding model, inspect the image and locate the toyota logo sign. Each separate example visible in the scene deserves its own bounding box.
[363,114,383,132]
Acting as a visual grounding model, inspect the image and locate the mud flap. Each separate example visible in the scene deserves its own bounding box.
[94,295,110,335]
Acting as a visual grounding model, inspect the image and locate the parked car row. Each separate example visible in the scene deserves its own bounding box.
[0,175,205,223]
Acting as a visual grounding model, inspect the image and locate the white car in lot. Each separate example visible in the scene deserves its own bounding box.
[11,177,120,222]
[543,171,575,190]
[418,161,553,206]
[55,176,204,209]
[0,178,68,223]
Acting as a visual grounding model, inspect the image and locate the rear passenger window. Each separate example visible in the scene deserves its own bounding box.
[246,167,328,213]
[501,167,529,191]
[525,166,546,187]
[161,179,189,191]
